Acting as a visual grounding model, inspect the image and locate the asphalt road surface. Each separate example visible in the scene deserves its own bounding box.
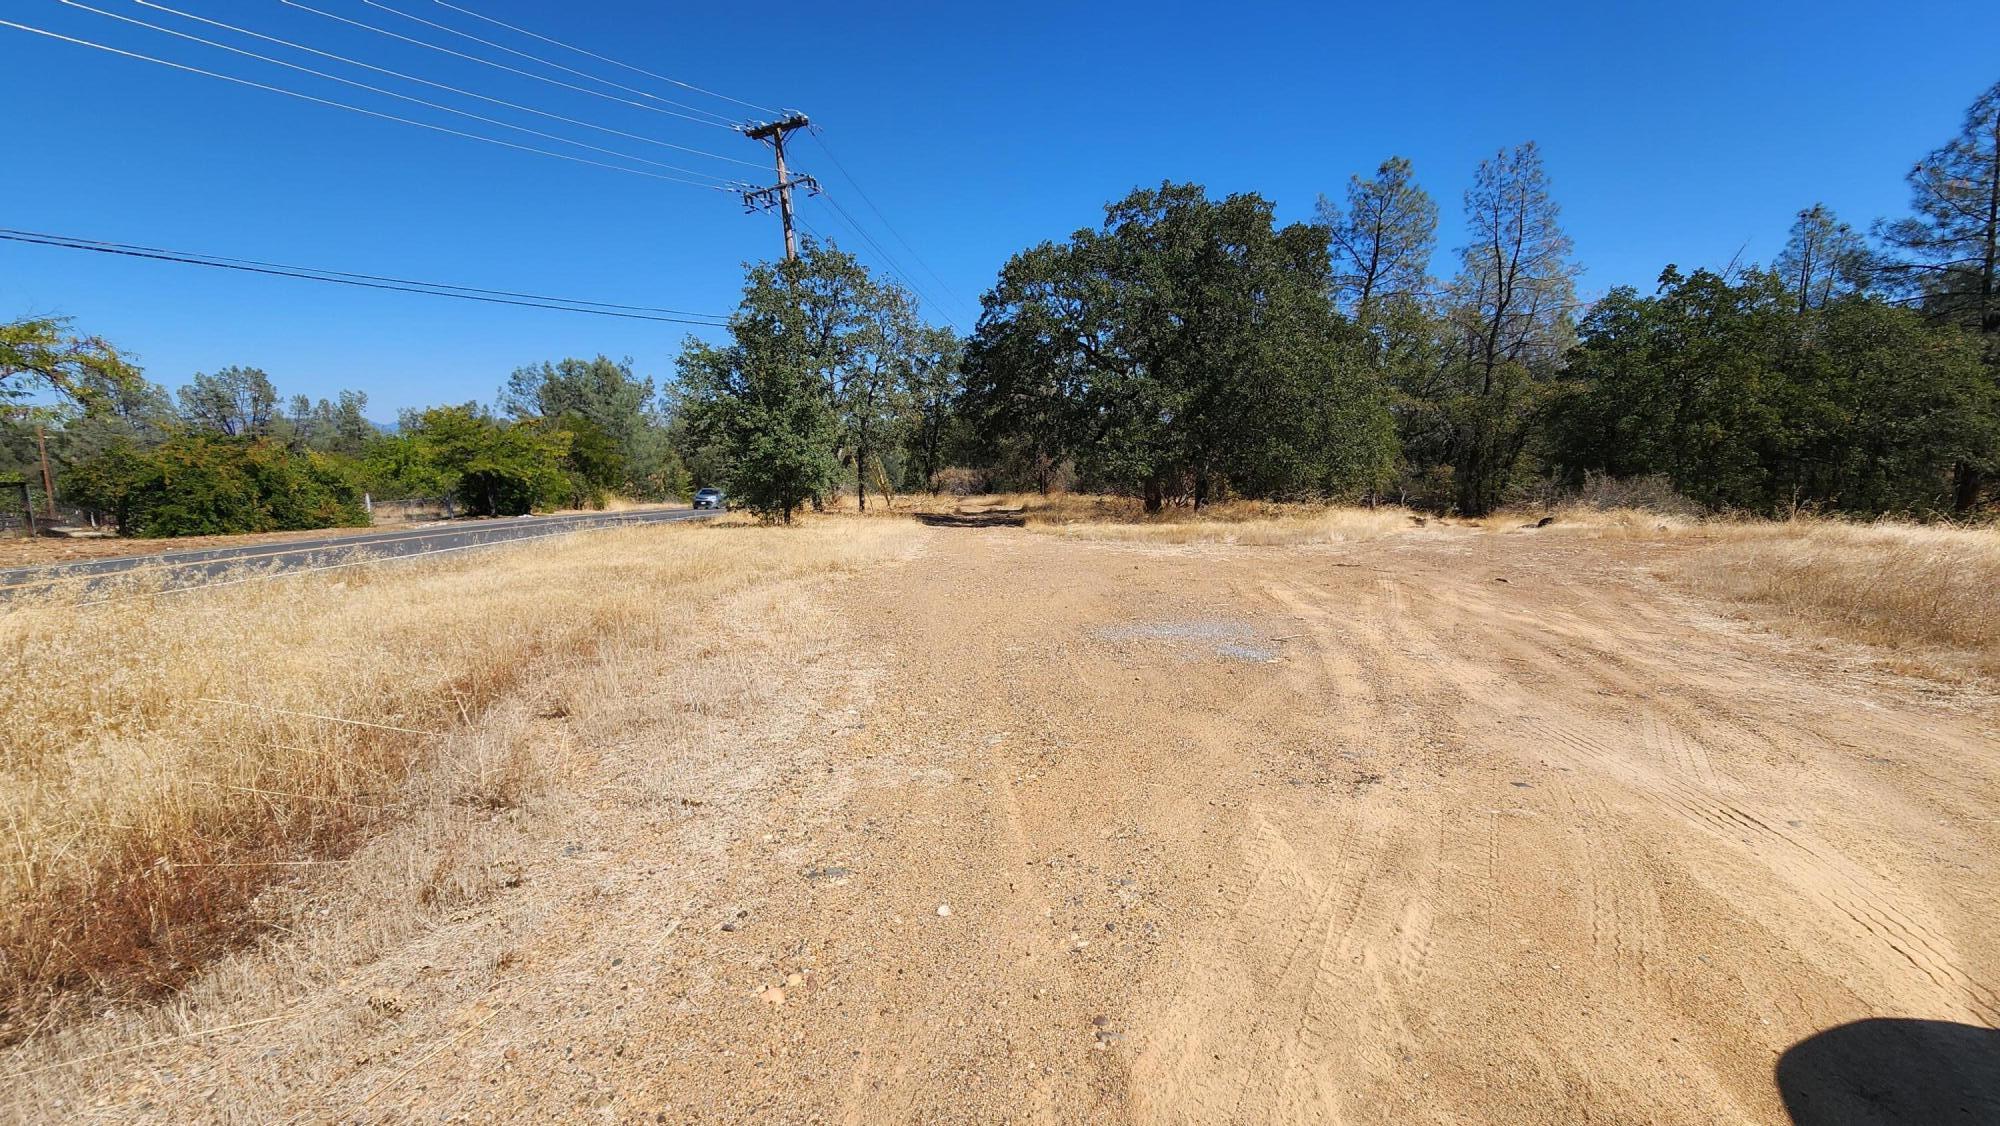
[0,507,719,600]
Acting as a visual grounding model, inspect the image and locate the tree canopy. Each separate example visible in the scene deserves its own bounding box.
[965,182,1397,510]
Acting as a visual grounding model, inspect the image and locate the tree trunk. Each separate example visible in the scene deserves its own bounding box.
[1193,469,1210,511]
[1143,478,1164,514]
[1954,462,1985,513]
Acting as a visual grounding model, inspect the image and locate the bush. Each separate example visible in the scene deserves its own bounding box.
[63,435,367,537]
[1568,472,1705,516]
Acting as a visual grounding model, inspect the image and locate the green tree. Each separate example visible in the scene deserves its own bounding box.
[967,183,1395,508]
[1553,267,1797,508]
[284,389,376,456]
[1442,142,1581,514]
[396,404,571,517]
[178,366,278,437]
[960,241,1092,493]
[1775,203,1871,315]
[499,356,681,498]
[841,282,914,510]
[1553,267,1997,515]
[1,316,137,409]
[1877,79,2000,510]
[898,324,965,492]
[1318,156,1438,332]
[675,245,860,523]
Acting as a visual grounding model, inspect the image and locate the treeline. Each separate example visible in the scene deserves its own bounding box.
[0,339,696,536]
[956,79,2000,517]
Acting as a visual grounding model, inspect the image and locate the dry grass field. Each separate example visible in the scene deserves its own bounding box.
[3,500,1996,1123]
[0,519,913,1042]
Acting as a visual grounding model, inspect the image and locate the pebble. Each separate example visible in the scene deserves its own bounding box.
[937,903,953,918]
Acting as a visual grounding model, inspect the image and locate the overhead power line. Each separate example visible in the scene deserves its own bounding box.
[812,190,962,328]
[430,0,782,117]
[807,126,975,321]
[130,0,770,173]
[0,17,732,190]
[280,0,740,132]
[59,0,742,187]
[356,0,740,128]
[0,227,733,326]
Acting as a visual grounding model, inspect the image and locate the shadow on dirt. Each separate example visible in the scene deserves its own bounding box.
[1776,1018,1999,1124]
[915,509,1026,528]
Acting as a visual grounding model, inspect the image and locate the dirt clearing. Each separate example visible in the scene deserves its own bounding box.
[6,518,1997,1123]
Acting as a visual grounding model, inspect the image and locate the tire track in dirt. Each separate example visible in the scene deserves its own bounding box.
[1405,577,2000,1029]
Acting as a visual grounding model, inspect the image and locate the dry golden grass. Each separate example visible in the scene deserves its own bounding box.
[0,517,911,1041]
[1677,518,2000,682]
[1029,503,1420,545]
[824,491,1429,545]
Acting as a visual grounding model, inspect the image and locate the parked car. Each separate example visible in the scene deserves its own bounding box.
[693,487,727,511]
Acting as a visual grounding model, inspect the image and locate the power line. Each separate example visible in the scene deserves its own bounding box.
[356,0,741,128]
[4,228,729,317]
[130,0,770,173]
[280,0,741,132]
[60,0,743,187]
[806,126,974,320]
[430,0,782,118]
[0,17,732,190]
[812,190,962,328]
[0,227,733,326]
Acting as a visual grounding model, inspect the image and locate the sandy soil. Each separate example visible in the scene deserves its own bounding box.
[10,521,1999,1123]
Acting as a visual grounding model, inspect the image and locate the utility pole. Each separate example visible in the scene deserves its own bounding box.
[35,424,57,523]
[740,114,819,261]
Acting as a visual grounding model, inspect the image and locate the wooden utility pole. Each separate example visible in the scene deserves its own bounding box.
[35,424,57,522]
[740,114,818,261]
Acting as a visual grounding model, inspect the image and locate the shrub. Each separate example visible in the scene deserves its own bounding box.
[62,435,367,537]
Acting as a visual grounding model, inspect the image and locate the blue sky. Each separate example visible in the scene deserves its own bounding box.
[7,0,1998,416]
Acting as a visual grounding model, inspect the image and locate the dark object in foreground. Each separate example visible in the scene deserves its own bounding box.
[917,509,1026,528]
[1776,1018,1999,1124]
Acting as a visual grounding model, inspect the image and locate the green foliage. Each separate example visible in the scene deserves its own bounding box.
[1552,268,1998,515]
[1,316,138,412]
[1438,142,1581,515]
[374,405,579,517]
[965,182,1396,508]
[675,246,849,522]
[1876,79,2000,337]
[284,389,376,456]
[63,434,367,537]
[499,355,682,499]
[1319,156,1438,332]
[897,324,966,491]
[1775,204,1871,315]
[178,366,279,437]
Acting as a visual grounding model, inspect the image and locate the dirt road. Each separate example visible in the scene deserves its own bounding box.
[20,521,1999,1122]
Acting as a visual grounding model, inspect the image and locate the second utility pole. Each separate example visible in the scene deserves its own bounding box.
[35,424,57,522]
[740,114,817,261]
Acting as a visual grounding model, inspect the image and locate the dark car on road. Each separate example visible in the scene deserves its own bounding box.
[693,487,727,511]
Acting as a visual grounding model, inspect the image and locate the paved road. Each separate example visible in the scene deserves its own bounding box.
[1,507,719,599]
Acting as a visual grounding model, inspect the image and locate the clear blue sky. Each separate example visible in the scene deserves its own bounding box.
[7,0,1998,416]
